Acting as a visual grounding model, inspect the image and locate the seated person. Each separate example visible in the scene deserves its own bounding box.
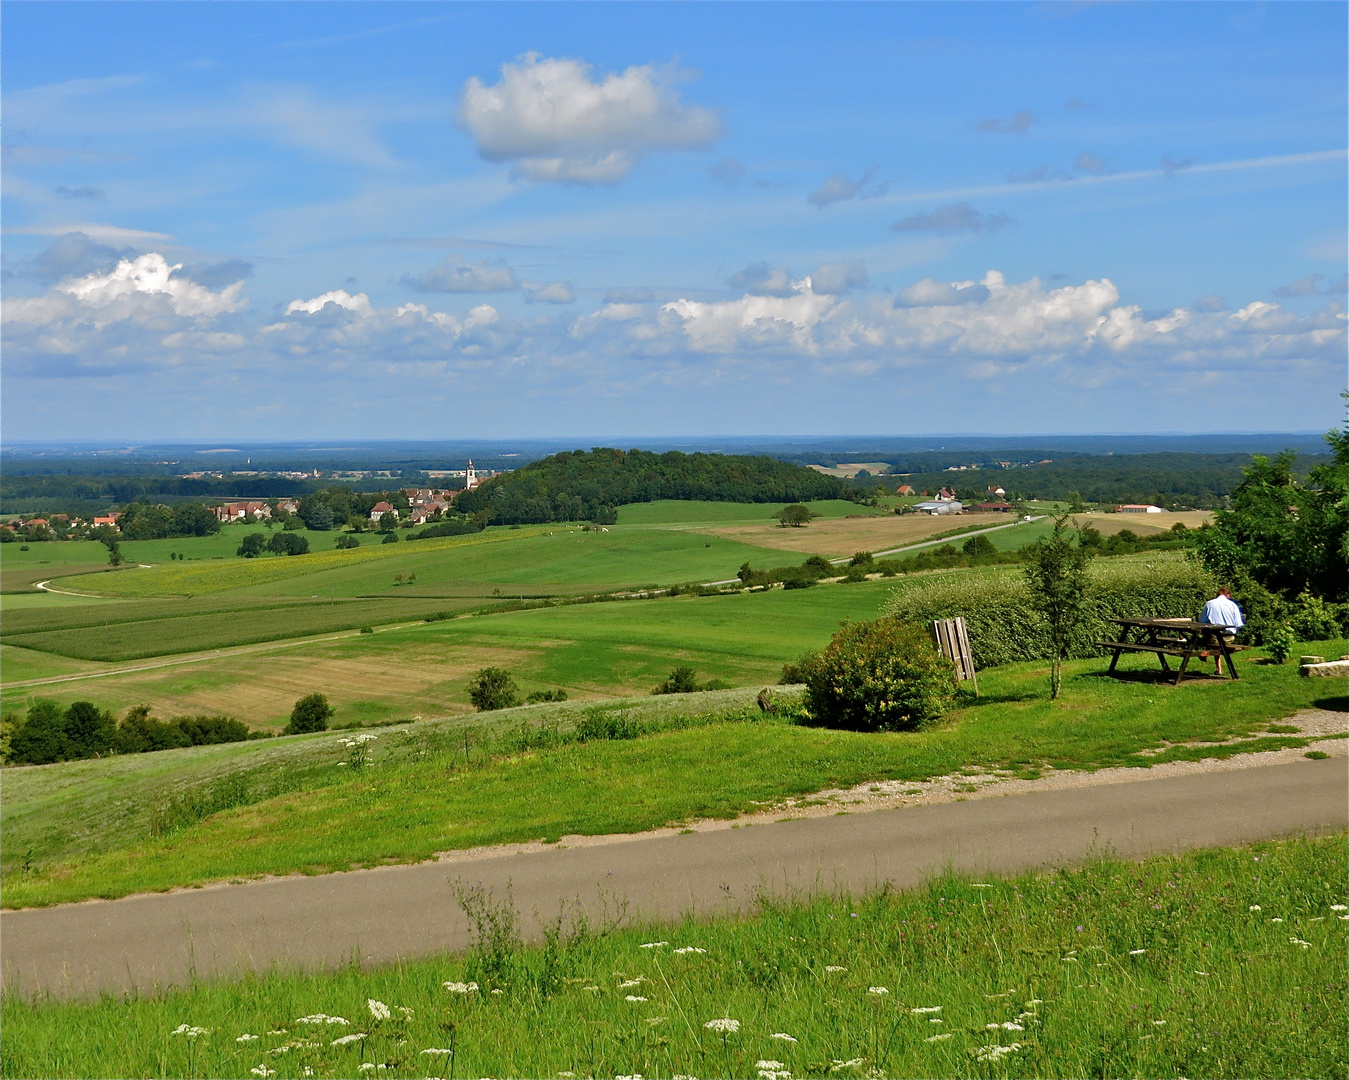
[1199,586,1244,675]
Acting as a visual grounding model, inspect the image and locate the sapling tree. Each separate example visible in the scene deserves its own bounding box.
[1024,514,1094,700]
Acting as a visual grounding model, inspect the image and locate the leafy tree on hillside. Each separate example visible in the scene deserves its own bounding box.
[64,701,116,757]
[777,504,816,527]
[284,693,334,734]
[1024,515,1094,700]
[334,534,360,549]
[172,502,221,537]
[237,532,266,558]
[469,668,521,711]
[1194,426,1348,603]
[267,532,309,556]
[7,700,67,764]
[963,534,996,557]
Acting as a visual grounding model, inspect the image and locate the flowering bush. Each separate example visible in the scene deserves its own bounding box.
[801,619,957,733]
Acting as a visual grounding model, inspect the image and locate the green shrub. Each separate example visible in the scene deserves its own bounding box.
[526,689,569,704]
[652,666,701,694]
[882,558,1218,669]
[469,668,521,711]
[334,534,360,549]
[1265,625,1296,664]
[283,692,334,734]
[1289,593,1347,641]
[801,619,957,733]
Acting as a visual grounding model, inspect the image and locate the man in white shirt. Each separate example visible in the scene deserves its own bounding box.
[1199,586,1244,675]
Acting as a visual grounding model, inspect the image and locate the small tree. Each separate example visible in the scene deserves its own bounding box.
[237,532,266,558]
[802,619,957,732]
[962,534,996,557]
[284,693,334,734]
[469,668,520,711]
[652,666,701,695]
[1023,514,1094,700]
[776,504,816,527]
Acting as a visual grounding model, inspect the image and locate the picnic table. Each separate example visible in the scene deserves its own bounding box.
[1097,617,1249,685]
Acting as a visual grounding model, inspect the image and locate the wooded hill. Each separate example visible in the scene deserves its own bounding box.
[454,447,852,524]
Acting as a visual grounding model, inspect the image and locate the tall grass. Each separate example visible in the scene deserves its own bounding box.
[3,834,1344,1079]
[883,556,1217,668]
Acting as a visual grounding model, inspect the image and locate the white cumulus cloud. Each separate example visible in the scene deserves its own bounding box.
[524,281,576,304]
[284,290,373,316]
[456,53,723,184]
[810,260,869,295]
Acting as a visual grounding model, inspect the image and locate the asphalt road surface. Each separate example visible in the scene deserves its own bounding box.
[3,756,1344,1000]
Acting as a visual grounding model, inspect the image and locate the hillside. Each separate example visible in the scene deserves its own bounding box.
[455,447,851,524]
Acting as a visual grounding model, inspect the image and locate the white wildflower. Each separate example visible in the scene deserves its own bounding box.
[396,1005,414,1019]
[986,1022,1023,1031]
[236,1033,260,1042]
[828,1059,866,1072]
[974,1043,1022,1062]
[368,999,391,1021]
[866,986,889,995]
[756,1062,786,1071]
[1025,999,1043,1006]
[250,1067,276,1078]
[1194,970,1209,975]
[824,965,847,973]
[332,1033,368,1046]
[645,1017,667,1025]
[421,1048,454,1055]
[704,1018,740,1034]
[672,1075,698,1080]
[618,977,647,989]
[1249,905,1261,911]
[1331,904,1347,911]
[443,981,479,993]
[639,941,669,949]
[925,1033,952,1043]
[297,1014,349,1025]
[267,1030,287,1036]
[1271,917,1284,923]
[1129,949,1146,955]
[171,1024,208,1038]
[1289,937,1312,947]
[583,985,600,993]
[357,1065,378,1073]
[615,1074,643,1080]
[625,995,648,1002]
[911,1006,942,1014]
[929,1019,944,1024]
[1152,1019,1167,1025]
[971,883,992,888]
[673,947,707,955]
[490,988,503,995]
[769,1033,798,1043]
[301,1070,314,1078]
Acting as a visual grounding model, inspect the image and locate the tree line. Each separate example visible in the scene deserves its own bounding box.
[454,448,853,525]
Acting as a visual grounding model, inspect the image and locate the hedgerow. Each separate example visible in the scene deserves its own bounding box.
[881,557,1218,668]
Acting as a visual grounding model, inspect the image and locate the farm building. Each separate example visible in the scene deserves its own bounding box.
[914,500,963,515]
[895,484,915,496]
[1117,504,1164,513]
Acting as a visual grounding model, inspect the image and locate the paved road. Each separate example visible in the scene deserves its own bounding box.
[3,757,1344,1000]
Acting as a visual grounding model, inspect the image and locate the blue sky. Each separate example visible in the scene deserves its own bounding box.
[2,1,1344,441]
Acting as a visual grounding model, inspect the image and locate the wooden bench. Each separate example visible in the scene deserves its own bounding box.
[1098,618,1248,685]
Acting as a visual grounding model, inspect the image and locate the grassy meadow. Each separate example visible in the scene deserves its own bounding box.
[3,639,1342,909]
[3,834,1345,1079]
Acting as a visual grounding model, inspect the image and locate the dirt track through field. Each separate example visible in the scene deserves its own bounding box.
[3,753,1344,1000]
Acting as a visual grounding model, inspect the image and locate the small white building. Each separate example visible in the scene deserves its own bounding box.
[1117,504,1164,514]
[914,500,963,515]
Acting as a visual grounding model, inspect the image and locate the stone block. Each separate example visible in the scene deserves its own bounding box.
[1299,659,1349,678]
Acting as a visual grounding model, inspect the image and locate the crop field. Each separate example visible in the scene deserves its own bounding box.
[704,511,1041,557]
[1070,510,1214,535]
[3,637,1341,908]
[45,525,804,600]
[0,578,907,724]
[616,498,880,524]
[0,595,496,664]
[9,834,1343,1080]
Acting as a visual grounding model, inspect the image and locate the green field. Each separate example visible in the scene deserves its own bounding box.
[4,639,1340,908]
[617,498,884,524]
[4,835,1345,1079]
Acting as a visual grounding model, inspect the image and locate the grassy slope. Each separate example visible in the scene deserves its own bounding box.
[4,641,1342,908]
[3,836,1345,1079]
[617,498,875,524]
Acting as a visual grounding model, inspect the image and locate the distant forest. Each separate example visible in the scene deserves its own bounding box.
[453,448,851,524]
[827,450,1333,510]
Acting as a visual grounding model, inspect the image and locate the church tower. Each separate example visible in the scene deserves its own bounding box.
[465,460,477,490]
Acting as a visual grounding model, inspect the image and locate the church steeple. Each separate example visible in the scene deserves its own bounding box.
[465,460,477,490]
